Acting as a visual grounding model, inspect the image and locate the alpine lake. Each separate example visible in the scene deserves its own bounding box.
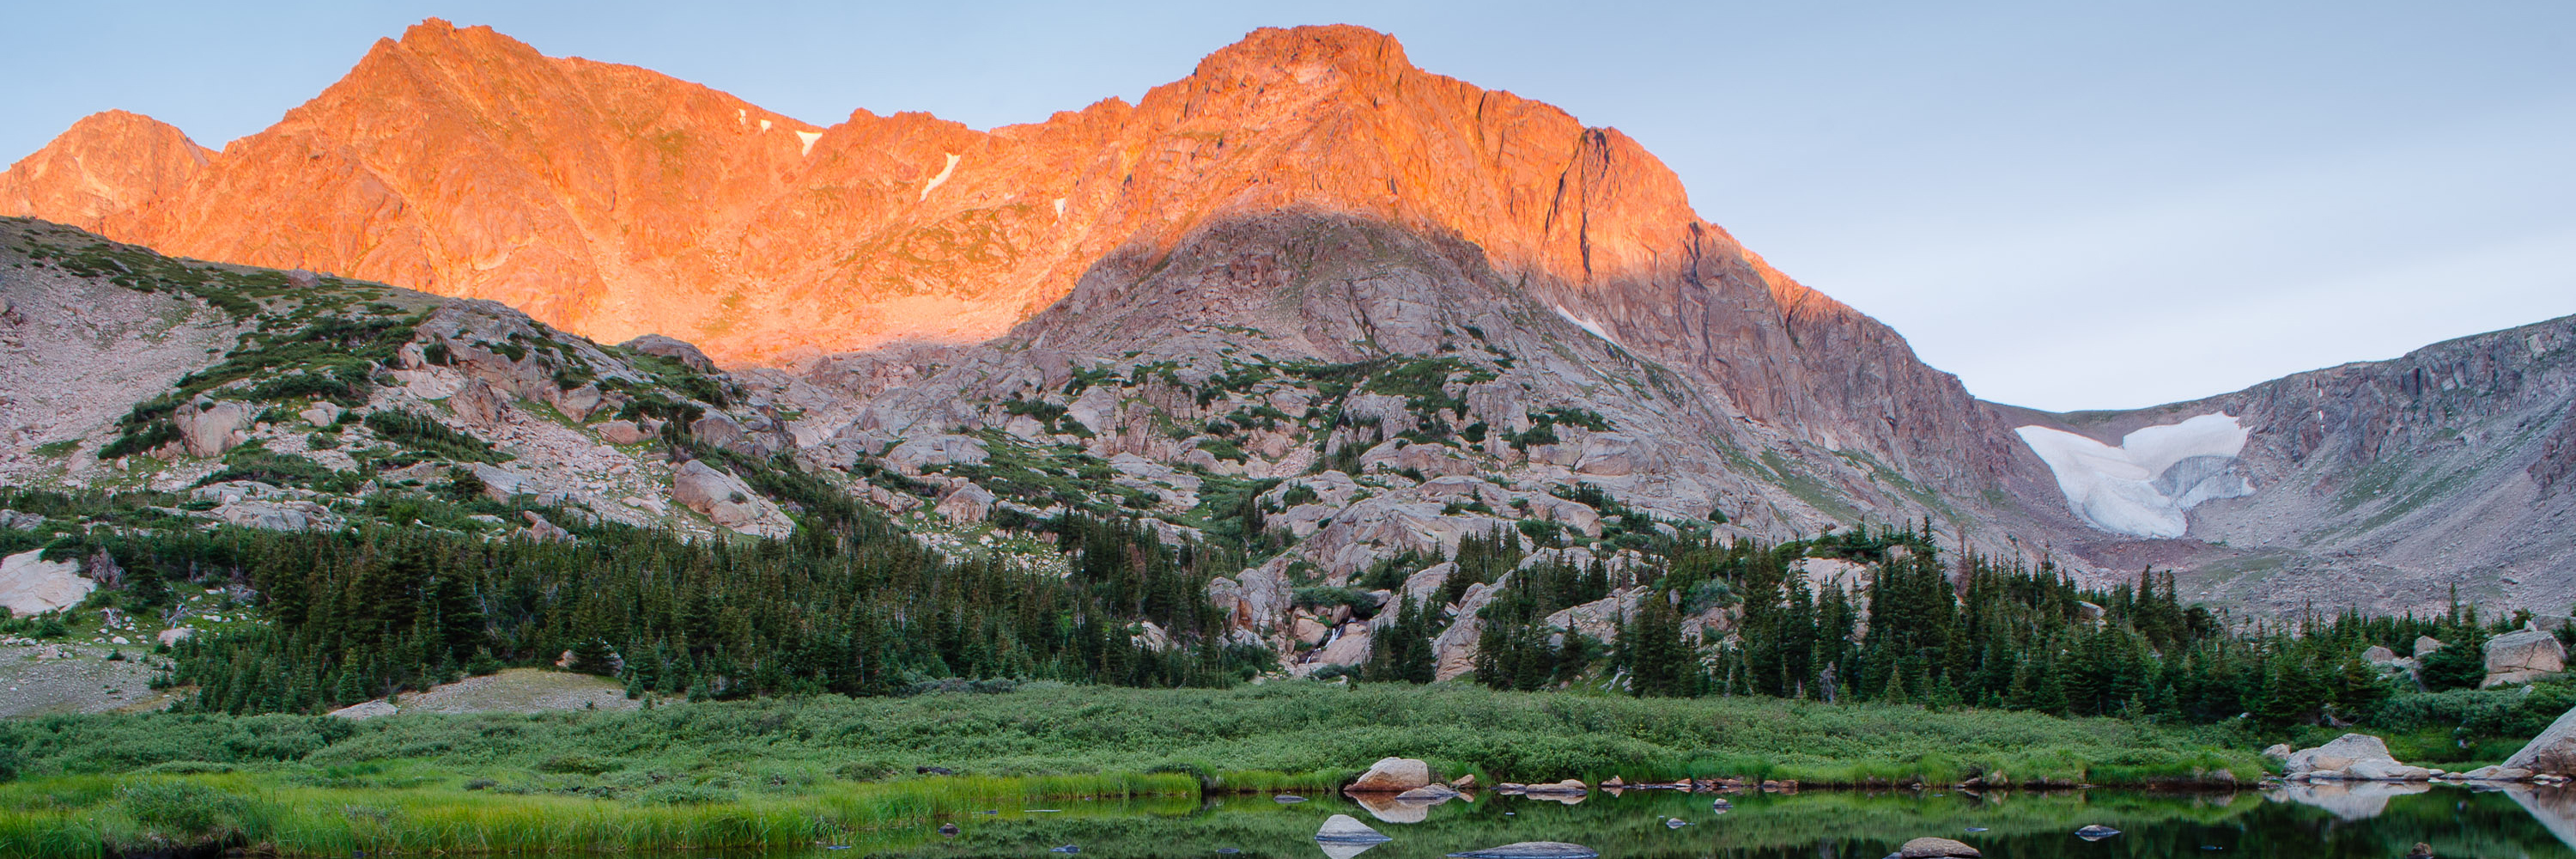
[651,779,2576,858]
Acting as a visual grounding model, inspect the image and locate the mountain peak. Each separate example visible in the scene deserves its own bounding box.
[1191,25,1413,82]
[0,110,208,231]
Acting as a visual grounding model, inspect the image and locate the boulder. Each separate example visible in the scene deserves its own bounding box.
[2482,629,2566,687]
[1314,814,1392,844]
[670,460,785,536]
[2503,704,2576,775]
[2362,645,2398,663]
[2074,825,2121,840]
[1349,757,1434,793]
[172,398,251,457]
[2344,758,2435,781]
[598,419,650,445]
[2282,734,2406,777]
[1443,843,1597,859]
[0,550,94,616]
[934,484,997,522]
[2415,636,2445,657]
[299,401,343,427]
[519,511,574,543]
[1898,837,1982,858]
[2262,743,2294,760]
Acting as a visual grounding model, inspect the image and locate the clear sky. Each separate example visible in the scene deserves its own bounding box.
[5,1,2569,411]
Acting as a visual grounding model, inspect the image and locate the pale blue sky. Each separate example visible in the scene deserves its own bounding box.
[6,1,2569,411]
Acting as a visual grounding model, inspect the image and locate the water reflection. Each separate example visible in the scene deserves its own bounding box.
[736,781,2576,858]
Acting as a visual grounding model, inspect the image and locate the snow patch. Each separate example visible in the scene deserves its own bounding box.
[2016,413,2254,539]
[1551,304,1621,350]
[795,131,823,155]
[920,152,960,201]
[735,108,745,125]
[759,119,773,132]
[1053,197,1066,219]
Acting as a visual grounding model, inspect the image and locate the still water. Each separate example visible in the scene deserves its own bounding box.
[697,781,2576,858]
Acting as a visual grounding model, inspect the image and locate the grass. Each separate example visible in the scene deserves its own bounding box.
[0,683,2275,855]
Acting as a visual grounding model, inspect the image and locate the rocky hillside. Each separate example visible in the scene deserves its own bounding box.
[2005,315,2576,615]
[0,216,803,543]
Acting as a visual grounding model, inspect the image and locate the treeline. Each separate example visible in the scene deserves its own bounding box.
[1428,520,2542,728]
[3,486,1270,713]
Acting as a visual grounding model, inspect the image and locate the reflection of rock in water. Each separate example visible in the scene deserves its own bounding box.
[2506,785,2576,849]
[1318,841,1381,859]
[2268,781,2432,820]
[1350,792,1430,824]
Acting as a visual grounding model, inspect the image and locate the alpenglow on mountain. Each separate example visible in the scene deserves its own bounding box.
[3,19,2570,640]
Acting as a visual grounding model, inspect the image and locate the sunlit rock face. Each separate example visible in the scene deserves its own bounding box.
[2015,413,2253,538]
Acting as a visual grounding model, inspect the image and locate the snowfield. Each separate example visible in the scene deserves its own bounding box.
[2016,412,2254,539]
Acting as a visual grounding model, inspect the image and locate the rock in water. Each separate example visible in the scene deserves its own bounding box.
[1897,837,1982,858]
[1349,757,1435,792]
[1273,795,1308,803]
[936,823,957,836]
[1315,814,1394,844]
[1445,843,1599,859]
[1664,819,1689,829]
[2406,843,2434,858]
[2075,825,2121,840]
[1395,784,1461,801]
[1710,798,1733,810]
[2483,629,2567,687]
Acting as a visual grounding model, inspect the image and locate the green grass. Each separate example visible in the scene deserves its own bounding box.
[0,678,2278,856]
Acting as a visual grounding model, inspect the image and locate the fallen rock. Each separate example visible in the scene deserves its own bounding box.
[1349,757,1435,792]
[0,550,94,616]
[1315,814,1392,844]
[1445,843,1597,859]
[1897,837,1982,857]
[2482,628,2566,687]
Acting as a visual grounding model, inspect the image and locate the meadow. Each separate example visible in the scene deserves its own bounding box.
[0,681,2274,857]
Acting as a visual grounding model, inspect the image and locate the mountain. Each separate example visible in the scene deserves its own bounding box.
[3,20,2569,628]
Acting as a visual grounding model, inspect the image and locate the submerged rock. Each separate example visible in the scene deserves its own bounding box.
[1446,843,1598,859]
[2075,825,2121,840]
[1896,837,1982,858]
